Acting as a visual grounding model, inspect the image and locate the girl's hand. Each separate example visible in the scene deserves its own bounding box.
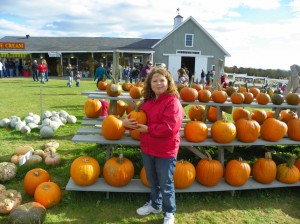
[122,115,138,130]
[135,124,148,133]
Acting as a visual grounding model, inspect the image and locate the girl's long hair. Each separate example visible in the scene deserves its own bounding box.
[143,67,179,101]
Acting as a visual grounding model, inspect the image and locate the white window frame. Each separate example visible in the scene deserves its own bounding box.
[185,34,194,47]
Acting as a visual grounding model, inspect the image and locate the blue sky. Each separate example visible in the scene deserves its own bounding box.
[0,0,299,70]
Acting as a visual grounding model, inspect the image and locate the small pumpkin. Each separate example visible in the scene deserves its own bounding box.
[140,166,150,187]
[24,168,51,196]
[230,91,244,104]
[196,152,223,187]
[0,188,22,214]
[70,156,100,186]
[14,145,34,155]
[235,115,260,143]
[128,103,147,140]
[260,118,287,141]
[102,115,125,140]
[198,89,212,103]
[249,86,260,97]
[285,92,300,105]
[256,92,271,105]
[106,78,122,97]
[242,92,254,104]
[44,151,61,166]
[103,153,134,187]
[173,160,196,189]
[271,93,284,105]
[84,99,102,118]
[122,82,133,91]
[251,109,267,125]
[180,87,198,102]
[232,107,250,123]
[276,155,300,184]
[0,162,17,182]
[129,86,143,99]
[97,80,108,90]
[287,116,300,141]
[252,152,277,184]
[184,120,208,142]
[224,157,251,187]
[280,109,297,124]
[34,182,61,208]
[211,88,228,103]
[207,106,225,122]
[188,105,205,121]
[211,117,236,143]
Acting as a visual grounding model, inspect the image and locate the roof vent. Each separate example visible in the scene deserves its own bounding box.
[173,9,183,29]
[26,34,30,39]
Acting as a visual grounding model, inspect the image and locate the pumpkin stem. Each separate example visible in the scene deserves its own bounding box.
[265,152,273,160]
[118,153,124,164]
[204,151,212,161]
[286,154,297,168]
[34,171,41,177]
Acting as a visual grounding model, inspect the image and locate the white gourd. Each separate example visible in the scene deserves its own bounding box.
[42,111,52,119]
[15,121,26,131]
[42,118,51,126]
[60,117,67,124]
[40,126,54,138]
[59,110,69,118]
[0,118,11,127]
[24,116,34,124]
[21,125,31,134]
[67,115,77,124]
[27,122,39,129]
[10,116,21,128]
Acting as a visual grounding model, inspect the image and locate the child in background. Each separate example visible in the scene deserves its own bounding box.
[74,71,81,87]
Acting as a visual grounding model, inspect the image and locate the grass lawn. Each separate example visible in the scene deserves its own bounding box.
[0,77,300,224]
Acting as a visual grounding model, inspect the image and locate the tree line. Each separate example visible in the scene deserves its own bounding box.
[224,65,299,80]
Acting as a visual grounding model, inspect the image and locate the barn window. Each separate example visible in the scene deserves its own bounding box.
[185,34,193,47]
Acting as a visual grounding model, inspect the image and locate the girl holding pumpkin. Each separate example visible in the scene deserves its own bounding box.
[123,67,185,224]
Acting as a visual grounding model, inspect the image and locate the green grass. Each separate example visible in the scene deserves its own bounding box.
[0,77,300,224]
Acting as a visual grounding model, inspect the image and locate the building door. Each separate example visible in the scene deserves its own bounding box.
[181,56,195,81]
[168,55,181,82]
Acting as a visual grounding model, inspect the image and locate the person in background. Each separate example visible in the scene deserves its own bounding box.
[37,59,47,83]
[221,73,228,88]
[177,68,189,86]
[94,62,111,87]
[122,67,185,224]
[66,64,74,87]
[130,66,140,83]
[206,70,212,86]
[0,60,3,78]
[44,60,49,81]
[32,60,39,82]
[140,60,153,82]
[74,71,81,87]
[123,63,131,83]
[200,69,205,84]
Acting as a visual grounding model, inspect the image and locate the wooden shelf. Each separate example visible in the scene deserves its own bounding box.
[66,177,300,193]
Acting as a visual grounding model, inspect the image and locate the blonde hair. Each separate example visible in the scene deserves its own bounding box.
[143,67,179,101]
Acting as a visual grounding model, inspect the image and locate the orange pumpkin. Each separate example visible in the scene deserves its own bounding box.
[280,109,297,124]
[122,82,133,91]
[207,106,225,122]
[84,99,102,118]
[242,92,254,104]
[285,92,300,105]
[256,92,271,105]
[184,120,208,142]
[102,115,125,140]
[140,166,150,187]
[196,152,223,186]
[224,157,251,187]
[287,117,300,141]
[128,104,147,140]
[173,160,196,189]
[252,152,277,184]
[97,80,108,90]
[129,86,143,99]
[34,182,61,208]
[70,156,100,186]
[126,101,141,115]
[232,107,250,122]
[249,86,260,97]
[108,100,127,117]
[198,89,212,103]
[260,118,287,141]
[295,158,300,172]
[191,82,202,91]
[106,79,122,97]
[211,118,236,143]
[230,91,244,104]
[235,116,260,143]
[103,153,134,187]
[251,109,267,125]
[276,155,300,184]
[180,87,198,102]
[24,168,51,196]
[211,89,228,103]
[266,110,275,118]
[188,105,205,121]
[177,83,186,92]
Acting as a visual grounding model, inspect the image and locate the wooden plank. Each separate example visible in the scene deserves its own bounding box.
[65,177,300,193]
[72,134,300,147]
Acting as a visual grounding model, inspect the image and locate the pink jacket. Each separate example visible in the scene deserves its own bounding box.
[140,93,185,158]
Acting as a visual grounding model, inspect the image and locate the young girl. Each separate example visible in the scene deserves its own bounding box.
[177,68,189,86]
[123,67,185,224]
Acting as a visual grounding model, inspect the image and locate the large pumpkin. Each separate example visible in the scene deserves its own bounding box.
[70,156,100,186]
[34,182,61,208]
[276,155,300,184]
[84,99,102,118]
[103,154,134,187]
[287,117,300,141]
[260,118,287,141]
[184,120,208,142]
[224,157,251,187]
[252,152,277,184]
[102,115,125,140]
[196,152,223,187]
[235,116,260,143]
[173,160,196,189]
[24,168,51,196]
[211,118,236,143]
